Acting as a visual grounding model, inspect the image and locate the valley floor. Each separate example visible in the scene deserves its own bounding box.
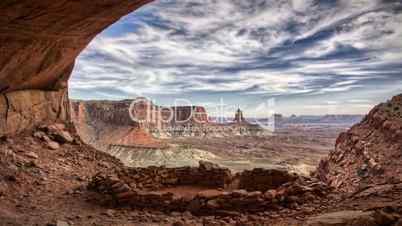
[110,123,348,175]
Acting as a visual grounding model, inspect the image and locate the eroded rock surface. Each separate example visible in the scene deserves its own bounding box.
[0,89,70,135]
[0,0,151,135]
[317,94,402,193]
[0,0,151,94]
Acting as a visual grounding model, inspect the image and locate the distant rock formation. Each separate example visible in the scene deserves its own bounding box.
[317,93,402,193]
[284,115,363,124]
[71,98,209,136]
[234,108,246,124]
[70,98,265,151]
[127,97,208,128]
[70,99,166,149]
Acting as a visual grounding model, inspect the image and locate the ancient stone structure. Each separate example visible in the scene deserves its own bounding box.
[237,168,298,192]
[0,0,151,136]
[88,161,329,214]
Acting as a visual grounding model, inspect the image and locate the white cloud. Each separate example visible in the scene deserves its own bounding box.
[70,0,402,114]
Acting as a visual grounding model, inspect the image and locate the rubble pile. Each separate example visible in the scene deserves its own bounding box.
[33,123,77,150]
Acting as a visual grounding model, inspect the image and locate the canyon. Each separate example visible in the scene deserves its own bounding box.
[70,98,264,142]
[0,1,402,225]
[71,98,348,174]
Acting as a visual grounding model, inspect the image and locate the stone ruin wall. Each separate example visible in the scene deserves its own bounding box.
[88,161,328,214]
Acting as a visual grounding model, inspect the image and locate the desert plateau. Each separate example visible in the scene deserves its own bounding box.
[1,0,402,226]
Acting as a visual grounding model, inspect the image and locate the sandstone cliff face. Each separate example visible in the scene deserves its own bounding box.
[129,98,209,128]
[71,100,138,127]
[170,106,209,125]
[70,99,211,150]
[71,99,263,144]
[0,0,151,94]
[71,99,208,131]
[0,89,70,135]
[0,0,151,135]
[317,94,402,193]
[71,100,161,149]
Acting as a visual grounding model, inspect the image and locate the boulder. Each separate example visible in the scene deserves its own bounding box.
[25,151,39,159]
[56,221,70,226]
[52,130,74,144]
[305,211,376,226]
[199,161,221,171]
[264,189,277,200]
[47,141,60,150]
[40,124,74,144]
[197,190,225,199]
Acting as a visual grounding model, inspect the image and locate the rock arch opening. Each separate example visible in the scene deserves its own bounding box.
[0,0,401,176]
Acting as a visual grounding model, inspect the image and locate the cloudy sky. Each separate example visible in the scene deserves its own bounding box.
[70,0,402,116]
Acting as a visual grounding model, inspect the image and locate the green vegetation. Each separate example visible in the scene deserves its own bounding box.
[384,101,402,119]
[357,164,369,178]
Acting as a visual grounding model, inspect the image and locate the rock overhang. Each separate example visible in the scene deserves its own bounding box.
[0,0,152,94]
[0,0,152,135]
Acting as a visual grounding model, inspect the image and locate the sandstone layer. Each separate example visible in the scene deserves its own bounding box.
[70,99,210,149]
[0,89,70,135]
[70,99,264,152]
[0,0,151,93]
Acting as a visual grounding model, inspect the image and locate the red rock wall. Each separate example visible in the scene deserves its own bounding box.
[0,89,70,136]
[317,94,402,193]
[0,0,151,94]
[0,0,151,135]
[71,100,208,130]
[71,100,161,148]
[70,100,211,148]
[72,100,138,127]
